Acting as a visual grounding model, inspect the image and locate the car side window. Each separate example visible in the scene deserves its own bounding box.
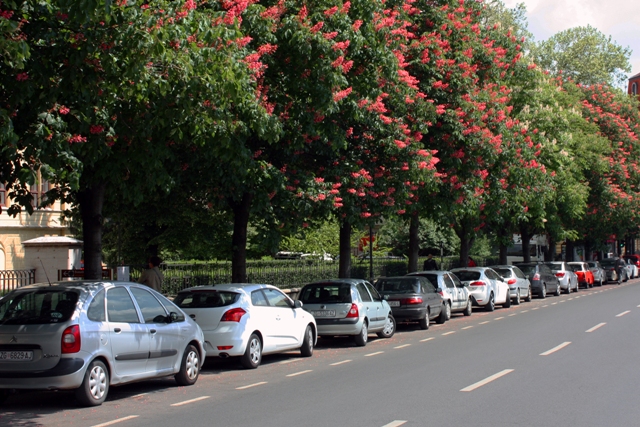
[356,283,372,302]
[514,268,526,279]
[443,275,455,288]
[365,283,382,301]
[485,270,496,280]
[130,287,168,323]
[251,290,269,306]
[263,288,292,308]
[87,289,106,322]
[450,274,465,288]
[107,287,140,323]
[423,280,436,293]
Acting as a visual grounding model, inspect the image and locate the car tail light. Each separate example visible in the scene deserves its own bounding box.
[437,289,444,296]
[533,273,540,281]
[217,345,233,350]
[402,297,423,305]
[507,279,516,285]
[470,281,486,286]
[555,272,565,278]
[346,303,359,318]
[220,307,246,322]
[61,325,81,354]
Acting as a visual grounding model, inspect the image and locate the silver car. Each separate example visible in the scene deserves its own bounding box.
[297,279,395,347]
[0,281,205,406]
[491,265,532,305]
[545,262,578,294]
[587,261,606,287]
[406,271,472,319]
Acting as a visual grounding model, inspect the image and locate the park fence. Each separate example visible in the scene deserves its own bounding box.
[0,269,36,293]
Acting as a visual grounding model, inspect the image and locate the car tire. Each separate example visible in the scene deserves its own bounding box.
[241,333,262,369]
[485,293,495,312]
[445,302,452,321]
[598,278,603,287]
[524,286,532,302]
[565,283,571,294]
[463,300,472,316]
[554,284,561,296]
[513,291,521,305]
[437,304,448,324]
[502,292,511,308]
[75,360,109,407]
[300,325,314,357]
[539,285,546,299]
[354,321,368,346]
[377,315,396,338]
[175,344,200,386]
[419,311,430,329]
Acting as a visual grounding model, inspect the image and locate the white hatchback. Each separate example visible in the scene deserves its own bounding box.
[450,267,511,312]
[174,284,316,369]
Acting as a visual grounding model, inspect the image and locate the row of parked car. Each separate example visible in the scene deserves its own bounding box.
[1,256,637,407]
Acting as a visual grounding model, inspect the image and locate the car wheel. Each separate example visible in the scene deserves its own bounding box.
[554,284,561,296]
[175,344,200,386]
[485,293,495,312]
[565,283,571,294]
[241,333,262,369]
[513,291,521,305]
[524,286,532,302]
[300,325,314,357]
[502,292,511,308]
[377,315,396,338]
[75,360,109,407]
[419,311,430,329]
[437,304,448,324]
[539,284,546,299]
[463,300,472,316]
[354,321,368,346]
[445,302,452,321]
[598,278,603,287]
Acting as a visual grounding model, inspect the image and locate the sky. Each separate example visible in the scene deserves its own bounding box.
[503,0,640,82]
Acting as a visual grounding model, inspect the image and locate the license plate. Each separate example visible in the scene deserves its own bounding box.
[0,351,33,361]
[312,310,335,317]
[388,301,400,307]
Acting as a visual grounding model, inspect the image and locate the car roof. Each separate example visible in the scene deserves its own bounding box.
[303,278,367,286]
[408,271,450,275]
[450,267,489,271]
[179,283,275,293]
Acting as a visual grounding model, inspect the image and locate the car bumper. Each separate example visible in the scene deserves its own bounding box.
[315,317,363,336]
[202,324,251,358]
[468,288,489,306]
[0,357,86,390]
[390,306,428,321]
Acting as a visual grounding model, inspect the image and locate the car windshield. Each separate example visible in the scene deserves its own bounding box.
[517,265,536,275]
[568,264,583,272]
[174,290,239,308]
[493,268,512,277]
[376,279,419,294]
[600,260,616,267]
[453,271,481,281]
[0,289,80,325]
[547,263,563,272]
[299,283,352,304]
[587,262,597,267]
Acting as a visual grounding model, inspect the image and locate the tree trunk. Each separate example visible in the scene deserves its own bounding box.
[566,240,575,262]
[407,212,420,273]
[544,235,556,262]
[499,243,508,265]
[520,223,531,263]
[497,224,510,265]
[584,241,593,262]
[230,193,253,283]
[78,183,106,280]
[338,220,352,278]
[455,221,473,268]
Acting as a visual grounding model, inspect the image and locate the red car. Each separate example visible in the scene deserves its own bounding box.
[623,254,640,268]
[568,262,595,288]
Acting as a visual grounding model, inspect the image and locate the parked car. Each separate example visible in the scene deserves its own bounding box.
[297,279,395,346]
[406,271,472,318]
[175,284,316,369]
[626,259,638,279]
[567,262,596,288]
[490,265,532,305]
[623,254,640,269]
[374,276,443,329]
[545,262,578,294]
[600,258,628,284]
[586,261,606,287]
[449,267,510,312]
[0,281,205,406]
[515,263,561,298]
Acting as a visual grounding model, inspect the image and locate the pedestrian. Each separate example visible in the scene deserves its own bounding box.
[615,256,626,284]
[423,254,439,271]
[139,255,164,293]
[468,256,477,267]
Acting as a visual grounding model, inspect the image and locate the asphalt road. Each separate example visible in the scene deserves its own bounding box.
[3,279,640,427]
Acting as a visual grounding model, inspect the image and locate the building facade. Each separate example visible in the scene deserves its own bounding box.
[628,72,640,99]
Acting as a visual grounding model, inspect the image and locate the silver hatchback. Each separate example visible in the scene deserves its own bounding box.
[0,281,205,406]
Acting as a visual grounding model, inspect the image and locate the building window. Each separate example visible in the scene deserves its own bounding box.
[0,184,5,207]
[30,179,51,209]
[633,82,638,96]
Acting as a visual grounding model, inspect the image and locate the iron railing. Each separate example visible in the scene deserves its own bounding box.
[0,269,36,293]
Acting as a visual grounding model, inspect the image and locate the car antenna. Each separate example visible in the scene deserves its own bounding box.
[39,258,52,286]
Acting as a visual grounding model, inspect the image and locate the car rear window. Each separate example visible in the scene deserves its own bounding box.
[547,263,563,272]
[453,271,481,281]
[568,264,583,272]
[0,289,79,325]
[517,265,535,275]
[376,279,419,293]
[600,260,615,267]
[174,291,239,308]
[493,268,512,278]
[299,283,352,304]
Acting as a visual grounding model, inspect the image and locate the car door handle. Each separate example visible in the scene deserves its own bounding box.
[150,329,157,334]
[114,328,121,333]
[276,316,281,321]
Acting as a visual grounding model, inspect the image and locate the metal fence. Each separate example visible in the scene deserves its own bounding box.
[0,269,36,293]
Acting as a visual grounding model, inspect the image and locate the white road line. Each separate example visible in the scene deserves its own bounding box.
[286,370,312,377]
[494,317,504,320]
[279,358,301,365]
[382,421,407,427]
[540,342,571,356]
[522,310,529,313]
[617,310,631,317]
[91,416,139,427]
[236,382,267,390]
[130,393,147,399]
[559,301,565,303]
[551,302,557,305]
[508,314,517,316]
[442,331,455,336]
[542,305,549,307]
[365,351,384,357]
[331,360,352,366]
[171,396,210,407]
[531,307,539,310]
[460,369,514,392]
[586,323,606,333]
[420,337,435,342]
[568,298,573,300]
[462,326,474,330]
[637,304,640,307]
[479,321,490,324]
[394,344,411,349]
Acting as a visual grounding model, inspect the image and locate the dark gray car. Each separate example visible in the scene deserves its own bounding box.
[514,263,560,298]
[374,276,443,329]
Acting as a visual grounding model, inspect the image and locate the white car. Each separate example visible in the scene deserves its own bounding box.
[450,267,511,312]
[174,284,316,369]
[491,265,532,305]
[626,260,638,279]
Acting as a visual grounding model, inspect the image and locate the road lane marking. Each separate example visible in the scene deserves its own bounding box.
[331,360,352,366]
[279,358,301,365]
[171,396,210,407]
[617,310,631,317]
[442,331,455,336]
[543,305,548,307]
[494,317,504,320]
[382,421,407,427]
[568,298,573,300]
[508,314,517,317]
[586,323,606,333]
[130,393,147,399]
[551,302,557,305]
[394,344,411,349]
[637,304,640,307]
[559,301,565,303]
[540,342,571,356]
[479,321,490,324]
[460,369,514,392]
[531,307,539,310]
[462,326,474,330]
[91,416,139,427]
[365,351,384,357]
[287,370,312,377]
[522,310,529,313]
[420,337,435,342]
[236,382,267,390]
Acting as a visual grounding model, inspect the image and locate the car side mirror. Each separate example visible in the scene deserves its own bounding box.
[169,312,179,323]
[294,300,303,309]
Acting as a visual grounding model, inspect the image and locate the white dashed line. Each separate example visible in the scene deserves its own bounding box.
[287,370,312,377]
[420,337,435,342]
[130,393,147,399]
[461,369,514,392]
[542,305,549,307]
[617,310,631,317]
[462,326,474,330]
[91,416,139,427]
[382,421,407,427]
[494,317,504,320]
[508,314,517,317]
[442,331,455,336]
[171,396,210,407]
[365,351,384,357]
[540,342,571,356]
[522,310,529,313]
[394,344,411,349]
[551,302,557,305]
[331,360,352,366]
[479,321,490,324]
[236,382,267,390]
[586,323,606,333]
[532,307,539,310]
[279,358,302,365]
